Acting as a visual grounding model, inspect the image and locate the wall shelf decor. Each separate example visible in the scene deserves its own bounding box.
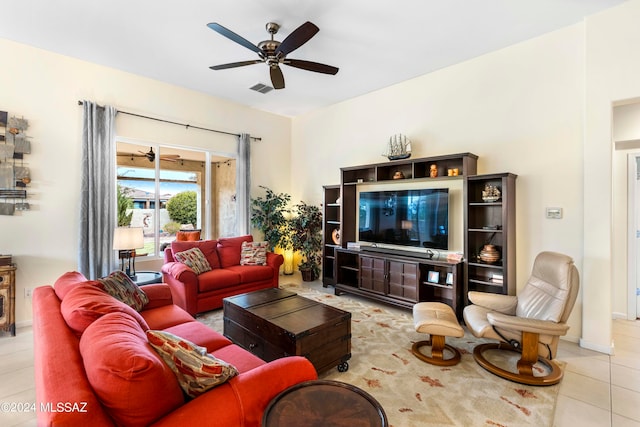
[0,110,32,215]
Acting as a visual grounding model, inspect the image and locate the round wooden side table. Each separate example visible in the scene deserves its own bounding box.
[132,271,162,286]
[262,380,388,427]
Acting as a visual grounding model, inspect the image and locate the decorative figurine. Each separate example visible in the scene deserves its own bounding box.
[429,164,438,178]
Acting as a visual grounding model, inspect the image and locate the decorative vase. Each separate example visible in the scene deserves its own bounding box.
[332,228,341,245]
[479,244,500,264]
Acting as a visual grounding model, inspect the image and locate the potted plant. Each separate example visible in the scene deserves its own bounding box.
[250,186,292,251]
[290,201,323,281]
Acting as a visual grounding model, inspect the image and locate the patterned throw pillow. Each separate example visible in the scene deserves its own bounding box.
[173,247,212,275]
[239,241,268,266]
[146,330,239,398]
[97,270,149,311]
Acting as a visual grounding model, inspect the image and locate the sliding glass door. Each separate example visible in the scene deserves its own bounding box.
[116,141,235,257]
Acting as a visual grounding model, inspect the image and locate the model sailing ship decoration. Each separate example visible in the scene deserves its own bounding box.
[383,134,412,160]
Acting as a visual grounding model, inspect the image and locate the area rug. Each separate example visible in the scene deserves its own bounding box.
[198,280,560,427]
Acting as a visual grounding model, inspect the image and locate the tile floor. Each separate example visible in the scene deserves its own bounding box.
[0,288,638,426]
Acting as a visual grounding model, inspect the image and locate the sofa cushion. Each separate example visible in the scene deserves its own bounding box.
[162,320,233,352]
[140,304,196,330]
[61,284,149,336]
[53,271,89,300]
[227,265,274,283]
[97,270,149,311]
[173,247,212,275]
[171,240,220,269]
[197,268,241,293]
[80,312,185,427]
[217,235,253,268]
[147,330,239,398]
[212,343,266,373]
[240,241,268,266]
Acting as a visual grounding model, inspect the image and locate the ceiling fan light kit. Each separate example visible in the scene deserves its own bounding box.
[208,21,339,90]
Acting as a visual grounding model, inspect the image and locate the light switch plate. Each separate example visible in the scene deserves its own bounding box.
[546,207,563,219]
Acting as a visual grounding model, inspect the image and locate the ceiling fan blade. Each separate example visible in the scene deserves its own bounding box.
[210,60,262,70]
[207,22,262,54]
[270,66,285,89]
[275,21,319,57]
[284,59,339,75]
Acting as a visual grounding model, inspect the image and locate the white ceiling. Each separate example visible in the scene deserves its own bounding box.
[0,0,627,117]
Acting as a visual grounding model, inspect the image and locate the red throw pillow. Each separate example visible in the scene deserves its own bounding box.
[53,271,89,300]
[60,284,149,336]
[80,312,184,427]
[217,235,253,268]
[171,240,220,269]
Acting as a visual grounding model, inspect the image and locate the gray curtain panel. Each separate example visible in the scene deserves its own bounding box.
[236,133,251,235]
[78,101,117,279]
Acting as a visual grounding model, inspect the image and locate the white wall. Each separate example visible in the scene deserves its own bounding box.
[583,0,640,353]
[0,38,291,325]
[292,24,586,342]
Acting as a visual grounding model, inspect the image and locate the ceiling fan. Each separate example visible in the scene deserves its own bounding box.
[117,147,180,162]
[207,21,339,90]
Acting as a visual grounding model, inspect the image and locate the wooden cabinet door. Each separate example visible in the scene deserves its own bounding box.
[387,261,418,301]
[359,256,386,294]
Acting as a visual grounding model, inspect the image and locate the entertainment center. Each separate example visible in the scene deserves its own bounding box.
[321,153,516,317]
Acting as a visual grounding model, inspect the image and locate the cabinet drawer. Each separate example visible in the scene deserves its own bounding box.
[223,318,265,359]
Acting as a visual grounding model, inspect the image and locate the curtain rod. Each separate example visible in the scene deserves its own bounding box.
[77,100,261,141]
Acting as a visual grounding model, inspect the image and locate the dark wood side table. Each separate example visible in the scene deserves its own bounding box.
[132,271,162,286]
[0,264,16,337]
[262,380,388,427]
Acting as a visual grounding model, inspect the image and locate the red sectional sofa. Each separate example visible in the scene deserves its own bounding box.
[33,271,317,427]
[162,235,283,316]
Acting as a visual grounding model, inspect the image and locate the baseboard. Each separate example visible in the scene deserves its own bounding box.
[15,319,33,329]
[579,338,614,355]
[612,311,628,320]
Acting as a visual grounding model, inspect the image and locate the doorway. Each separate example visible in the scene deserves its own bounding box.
[628,153,640,320]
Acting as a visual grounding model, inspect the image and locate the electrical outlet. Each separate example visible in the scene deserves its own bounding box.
[24,288,32,298]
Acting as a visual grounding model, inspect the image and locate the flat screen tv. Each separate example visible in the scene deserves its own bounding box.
[358,188,449,250]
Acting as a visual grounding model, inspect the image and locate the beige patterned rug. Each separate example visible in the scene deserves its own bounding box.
[198,280,559,427]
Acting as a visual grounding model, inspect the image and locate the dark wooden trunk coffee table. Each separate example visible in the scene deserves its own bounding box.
[223,288,351,374]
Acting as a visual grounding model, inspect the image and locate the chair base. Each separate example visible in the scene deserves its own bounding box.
[411,336,462,366]
[473,342,563,386]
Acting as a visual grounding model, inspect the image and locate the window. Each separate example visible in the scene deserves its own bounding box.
[116,141,236,256]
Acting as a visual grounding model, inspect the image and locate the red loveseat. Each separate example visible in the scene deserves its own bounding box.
[162,235,283,316]
[33,271,317,427]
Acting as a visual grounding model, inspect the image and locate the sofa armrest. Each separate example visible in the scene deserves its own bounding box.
[468,291,518,315]
[161,261,196,282]
[487,311,571,336]
[161,262,199,316]
[140,283,174,310]
[151,356,317,427]
[266,252,284,270]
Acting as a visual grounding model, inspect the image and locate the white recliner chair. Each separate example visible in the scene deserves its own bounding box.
[463,251,579,386]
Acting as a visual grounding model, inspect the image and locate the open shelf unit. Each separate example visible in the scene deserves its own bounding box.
[464,173,517,302]
[322,185,341,287]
